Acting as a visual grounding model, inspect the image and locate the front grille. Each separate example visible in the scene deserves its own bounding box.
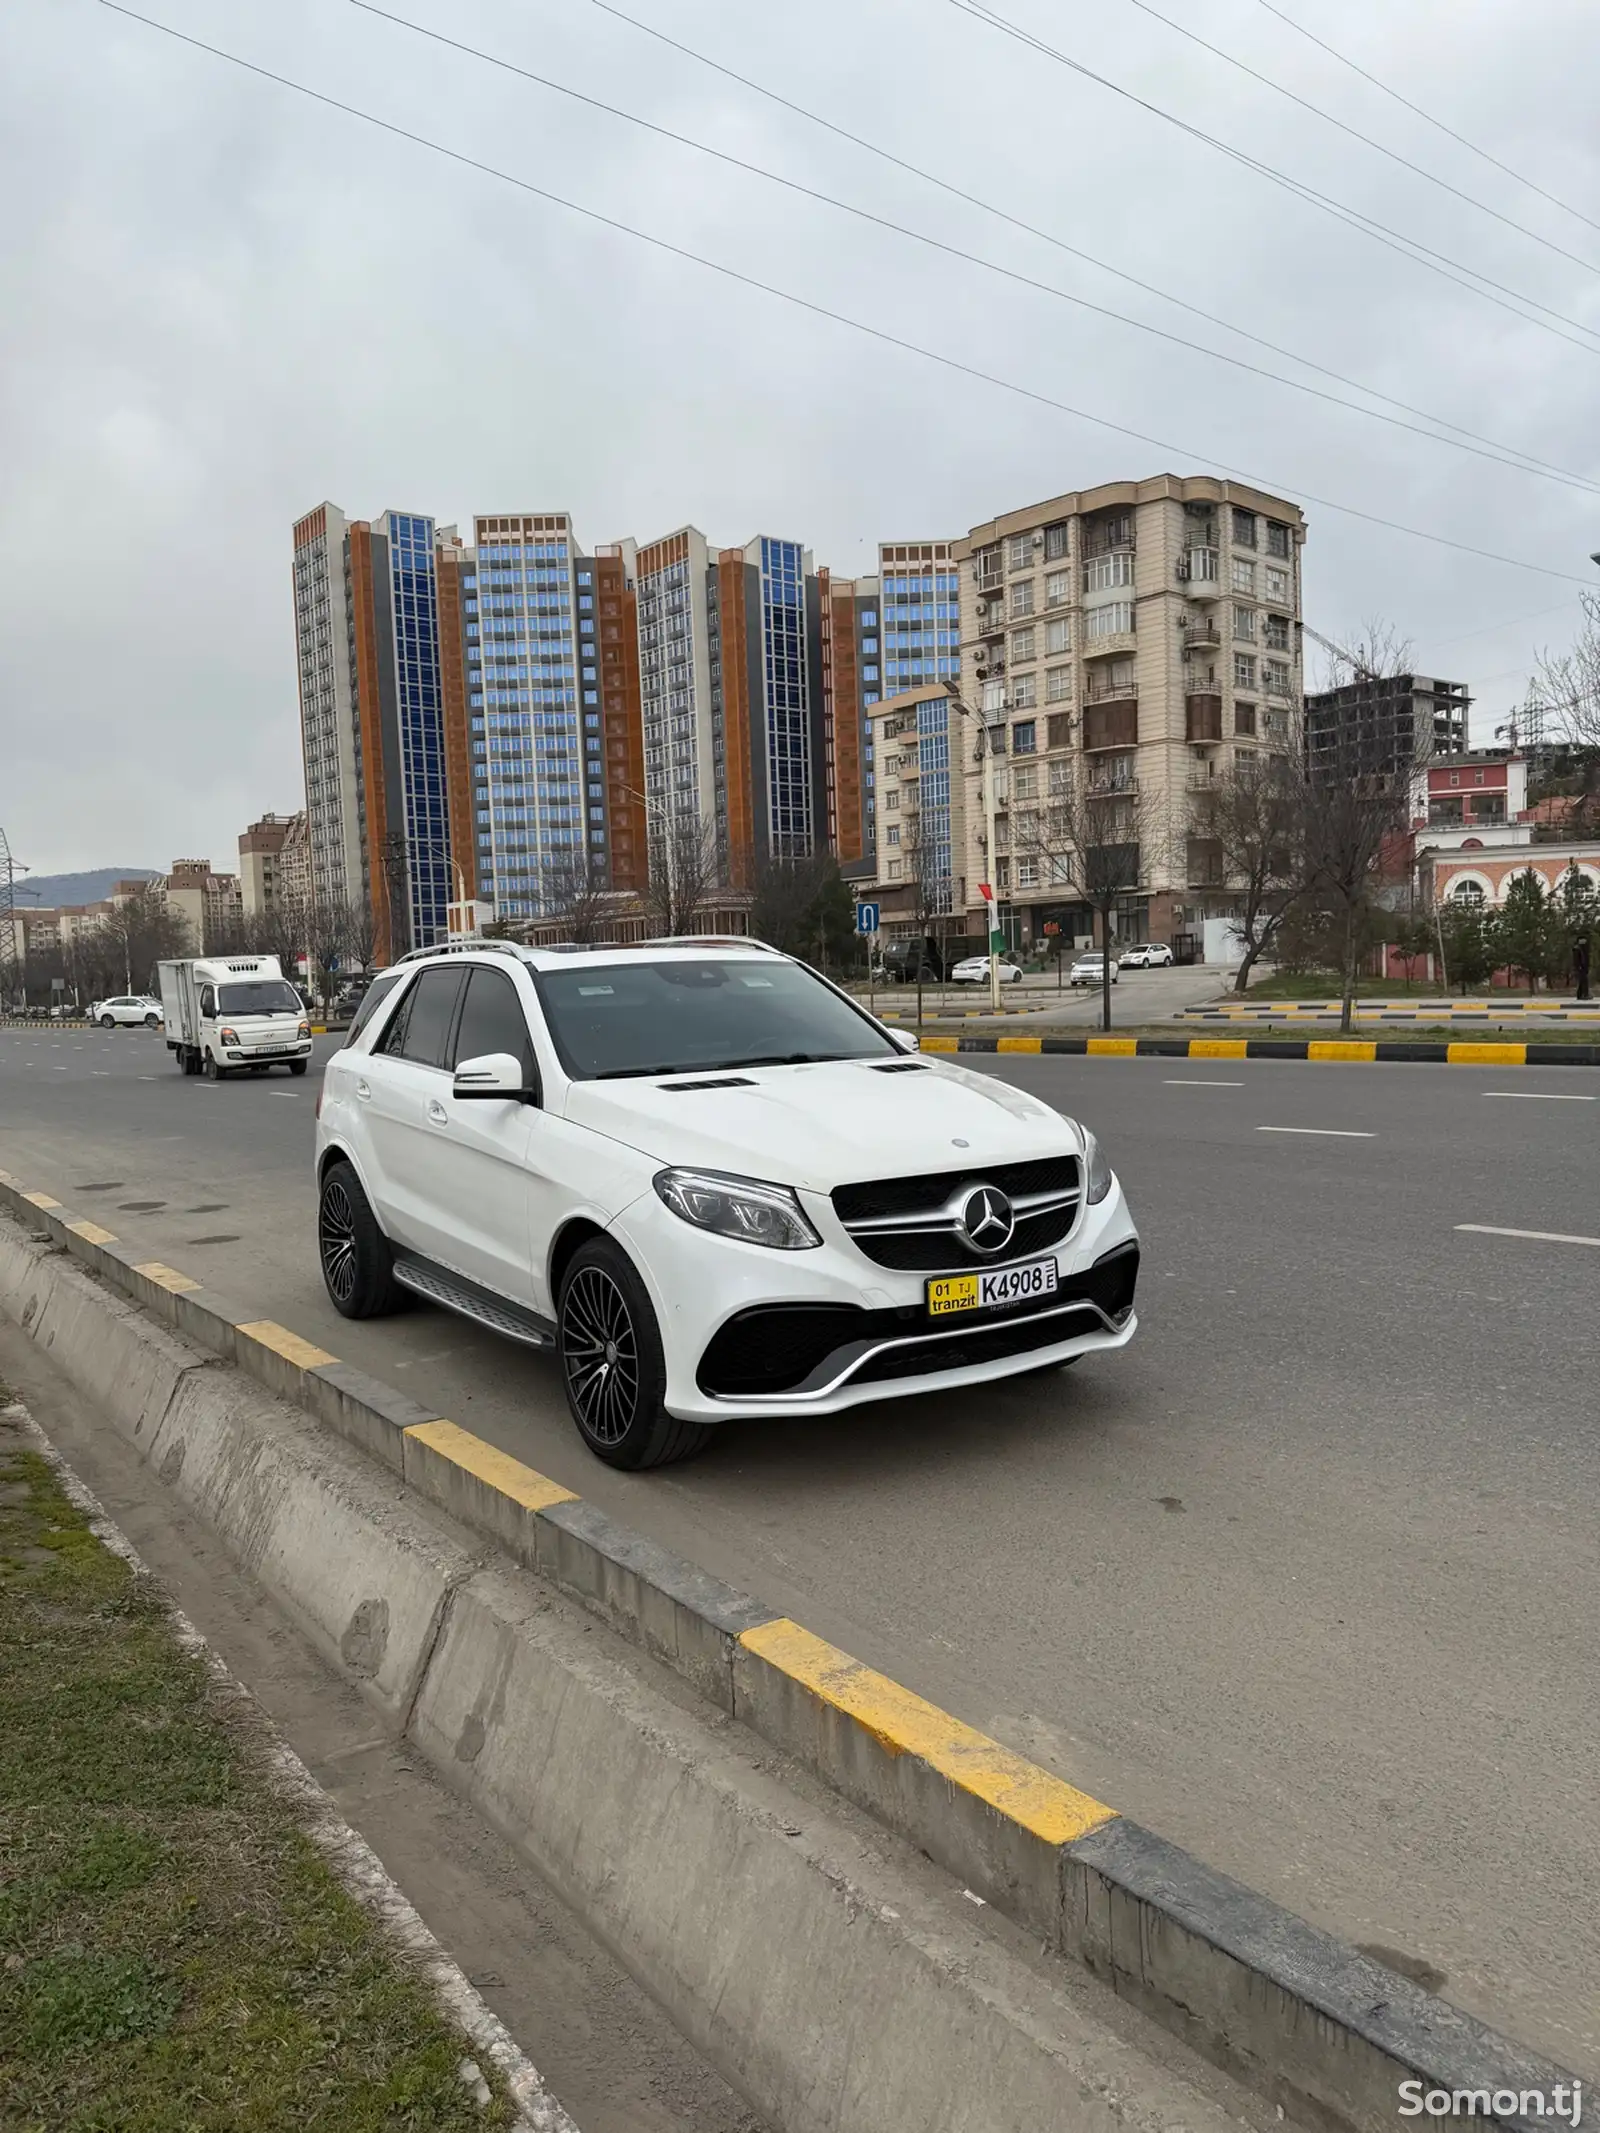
[856,1205,1076,1272]
[833,1155,1078,1224]
[832,1154,1081,1271]
[696,1245,1137,1400]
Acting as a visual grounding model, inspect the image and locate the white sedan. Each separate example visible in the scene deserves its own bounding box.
[950,956,1024,984]
[91,995,164,1029]
[1118,944,1174,969]
[1068,955,1118,987]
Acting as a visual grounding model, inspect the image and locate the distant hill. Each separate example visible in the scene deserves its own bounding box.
[11,868,162,911]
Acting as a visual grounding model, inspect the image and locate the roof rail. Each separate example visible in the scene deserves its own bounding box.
[393,939,528,966]
[635,934,780,953]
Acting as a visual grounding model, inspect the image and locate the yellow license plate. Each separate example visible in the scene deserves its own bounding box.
[926,1274,980,1317]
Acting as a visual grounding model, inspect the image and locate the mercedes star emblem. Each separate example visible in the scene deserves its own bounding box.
[959,1184,1016,1256]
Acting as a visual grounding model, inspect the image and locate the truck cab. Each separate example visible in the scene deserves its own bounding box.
[158,955,313,1080]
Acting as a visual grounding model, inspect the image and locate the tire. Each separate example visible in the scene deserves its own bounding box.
[203,1052,221,1081]
[144,1013,160,1029]
[318,1160,404,1318]
[289,1060,309,1078]
[558,1237,712,1470]
[100,1014,115,1029]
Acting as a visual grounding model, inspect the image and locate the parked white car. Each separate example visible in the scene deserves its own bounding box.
[1118,944,1174,969]
[1068,955,1118,987]
[91,995,163,1029]
[950,956,1024,984]
[314,941,1139,1470]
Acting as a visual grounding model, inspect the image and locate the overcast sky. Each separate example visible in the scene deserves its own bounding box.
[4,0,1598,877]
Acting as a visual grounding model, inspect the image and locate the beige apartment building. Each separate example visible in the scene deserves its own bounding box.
[882,472,1306,953]
[239,810,310,919]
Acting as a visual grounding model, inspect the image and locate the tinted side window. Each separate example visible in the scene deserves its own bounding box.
[396,967,465,1068]
[451,967,535,1084]
[347,971,403,1047]
[199,987,216,1016]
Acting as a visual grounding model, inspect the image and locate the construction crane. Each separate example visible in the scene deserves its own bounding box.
[1300,622,1378,682]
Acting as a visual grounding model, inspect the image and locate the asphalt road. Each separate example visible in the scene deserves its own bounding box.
[3,1023,1596,2077]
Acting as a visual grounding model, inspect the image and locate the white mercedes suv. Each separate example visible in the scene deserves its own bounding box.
[313,940,1139,1469]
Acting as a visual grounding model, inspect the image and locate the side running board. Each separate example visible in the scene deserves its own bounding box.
[392,1255,557,1350]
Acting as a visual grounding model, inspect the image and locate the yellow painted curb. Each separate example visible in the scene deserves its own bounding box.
[739,1618,1115,1847]
[402,1419,577,1513]
[1085,1036,1137,1056]
[1307,1041,1377,1062]
[22,1191,61,1210]
[918,1035,959,1053]
[1447,1042,1526,1065]
[1186,1038,1248,1059]
[66,1219,117,1247]
[133,1261,202,1296]
[995,1035,1043,1053]
[238,1319,337,1371]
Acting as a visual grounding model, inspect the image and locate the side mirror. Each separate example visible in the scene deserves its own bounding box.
[452,1051,538,1103]
[888,1027,921,1054]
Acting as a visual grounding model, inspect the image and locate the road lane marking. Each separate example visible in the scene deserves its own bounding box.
[1482,1090,1594,1101]
[1164,1079,1243,1087]
[1455,1223,1600,1248]
[1256,1126,1375,1138]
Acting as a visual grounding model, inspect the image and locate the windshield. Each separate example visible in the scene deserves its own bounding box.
[217,980,303,1015]
[536,958,897,1080]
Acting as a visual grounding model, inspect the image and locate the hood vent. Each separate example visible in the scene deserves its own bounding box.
[870,1060,930,1074]
[661,1075,758,1091]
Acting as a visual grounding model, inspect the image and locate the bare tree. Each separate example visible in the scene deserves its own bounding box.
[750,851,832,957]
[1191,757,1304,993]
[1532,590,1600,748]
[1316,614,1416,692]
[543,853,615,946]
[341,894,380,973]
[90,885,189,995]
[1298,745,1416,1034]
[643,809,720,937]
[1013,773,1165,1031]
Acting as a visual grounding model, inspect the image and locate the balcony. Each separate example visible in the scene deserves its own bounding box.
[972,563,1003,593]
[1082,629,1137,661]
[1186,692,1223,744]
[1087,776,1139,798]
[1186,772,1219,795]
[1082,698,1138,752]
[1181,617,1221,652]
[1187,835,1224,888]
[1178,547,1221,597]
[975,605,1006,640]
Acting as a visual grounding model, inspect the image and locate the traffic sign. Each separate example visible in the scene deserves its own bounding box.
[855,902,880,934]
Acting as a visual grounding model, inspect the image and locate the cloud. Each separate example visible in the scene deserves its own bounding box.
[3,0,1597,871]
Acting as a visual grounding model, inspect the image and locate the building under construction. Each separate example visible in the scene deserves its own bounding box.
[1303,673,1470,778]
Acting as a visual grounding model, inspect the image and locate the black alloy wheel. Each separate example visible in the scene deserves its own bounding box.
[557,1238,711,1470]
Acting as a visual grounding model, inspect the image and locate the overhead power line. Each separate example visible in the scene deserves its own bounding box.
[1120,0,1600,278]
[1251,0,1600,242]
[944,0,1600,358]
[347,0,1600,497]
[579,0,1600,497]
[94,1,1600,590]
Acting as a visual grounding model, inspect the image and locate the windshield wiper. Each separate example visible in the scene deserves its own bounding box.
[707,1052,856,1069]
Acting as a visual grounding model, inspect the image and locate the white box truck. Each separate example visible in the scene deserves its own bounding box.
[158,955,313,1080]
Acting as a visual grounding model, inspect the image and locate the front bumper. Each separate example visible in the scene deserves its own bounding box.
[609,1177,1139,1424]
[225,1041,314,1061]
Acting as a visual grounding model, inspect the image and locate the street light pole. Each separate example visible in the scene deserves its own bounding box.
[943,685,1002,1012]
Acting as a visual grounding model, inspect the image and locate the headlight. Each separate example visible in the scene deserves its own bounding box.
[653,1168,821,1251]
[298,1020,311,1039]
[220,1026,239,1046]
[1082,1129,1114,1205]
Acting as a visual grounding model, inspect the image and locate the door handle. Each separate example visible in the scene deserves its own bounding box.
[427,1099,449,1126]
[356,1079,372,1101]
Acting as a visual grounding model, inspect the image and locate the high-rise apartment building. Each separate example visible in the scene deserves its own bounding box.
[945,475,1306,950]
[866,682,969,924]
[633,528,826,887]
[291,505,363,913]
[592,542,648,893]
[292,504,468,961]
[819,569,878,869]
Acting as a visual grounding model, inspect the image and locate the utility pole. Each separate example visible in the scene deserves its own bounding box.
[942,684,1003,1011]
[0,830,26,1010]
